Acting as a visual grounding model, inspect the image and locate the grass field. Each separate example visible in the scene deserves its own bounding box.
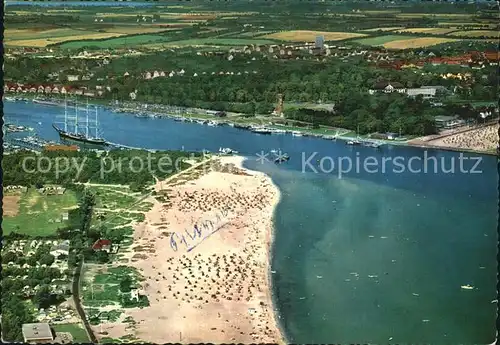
[263,30,367,42]
[53,323,90,343]
[448,30,499,38]
[362,27,405,32]
[397,27,458,35]
[2,188,79,236]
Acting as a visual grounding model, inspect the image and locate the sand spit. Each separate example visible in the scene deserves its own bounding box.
[96,156,284,344]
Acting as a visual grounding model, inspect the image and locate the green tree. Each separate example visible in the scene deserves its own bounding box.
[119,276,132,293]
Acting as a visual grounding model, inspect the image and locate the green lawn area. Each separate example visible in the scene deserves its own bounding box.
[2,188,78,236]
[82,265,145,307]
[353,35,415,46]
[57,33,174,49]
[53,323,90,343]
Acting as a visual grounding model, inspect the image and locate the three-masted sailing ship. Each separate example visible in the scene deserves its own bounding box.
[52,98,108,145]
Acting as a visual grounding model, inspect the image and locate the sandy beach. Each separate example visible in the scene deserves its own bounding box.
[409,123,498,153]
[94,156,284,344]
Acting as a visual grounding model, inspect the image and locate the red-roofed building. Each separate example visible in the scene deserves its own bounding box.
[92,239,112,252]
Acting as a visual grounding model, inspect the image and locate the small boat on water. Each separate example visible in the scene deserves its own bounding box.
[252,127,273,134]
[274,153,290,164]
[316,275,323,279]
[362,140,383,148]
[299,297,306,300]
[346,139,361,145]
[219,147,238,155]
[291,131,303,137]
[461,285,474,290]
[33,99,60,106]
[271,129,286,134]
[207,121,218,127]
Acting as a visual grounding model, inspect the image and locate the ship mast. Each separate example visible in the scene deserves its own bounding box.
[95,106,99,139]
[64,95,68,132]
[86,98,90,138]
[75,99,79,134]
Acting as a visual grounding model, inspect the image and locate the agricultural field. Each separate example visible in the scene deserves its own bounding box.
[438,22,497,28]
[353,35,415,46]
[162,38,277,47]
[4,24,178,48]
[6,33,128,47]
[97,26,174,35]
[238,30,276,37]
[396,28,458,35]
[448,30,499,38]
[383,37,460,49]
[2,188,79,236]
[362,27,405,32]
[396,13,474,19]
[353,35,460,49]
[57,33,176,49]
[262,30,368,42]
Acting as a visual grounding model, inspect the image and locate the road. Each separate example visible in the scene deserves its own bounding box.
[72,258,98,343]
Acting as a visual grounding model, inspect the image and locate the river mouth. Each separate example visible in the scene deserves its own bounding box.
[5,100,498,344]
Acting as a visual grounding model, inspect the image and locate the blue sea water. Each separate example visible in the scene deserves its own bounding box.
[3,101,498,343]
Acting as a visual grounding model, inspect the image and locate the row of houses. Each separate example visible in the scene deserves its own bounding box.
[375,51,499,70]
[140,69,259,79]
[4,83,109,97]
[368,81,448,99]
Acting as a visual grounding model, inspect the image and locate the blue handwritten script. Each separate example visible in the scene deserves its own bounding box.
[170,207,229,252]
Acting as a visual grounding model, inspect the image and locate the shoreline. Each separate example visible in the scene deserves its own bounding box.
[5,98,497,156]
[93,155,286,343]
